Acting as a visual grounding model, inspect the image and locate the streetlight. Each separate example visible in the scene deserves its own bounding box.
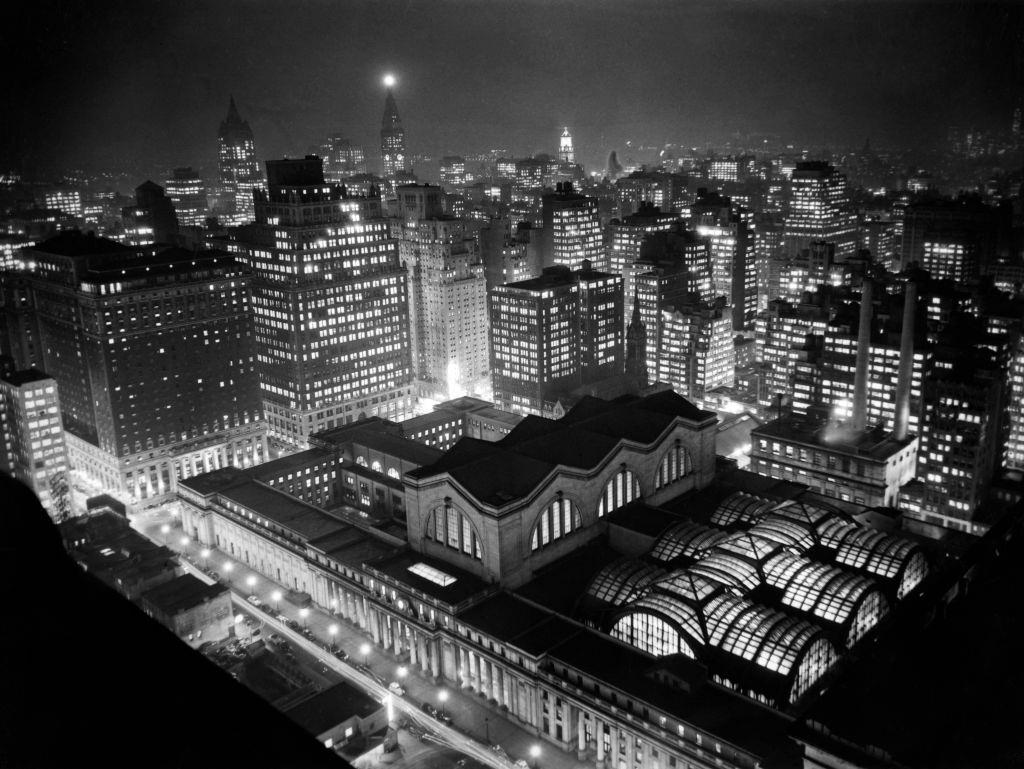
[200,548,210,569]
[529,744,541,769]
[360,643,371,666]
[438,689,448,719]
[328,624,338,651]
[160,524,170,535]
[271,590,282,612]
[223,562,233,585]
[180,536,190,547]
[246,575,257,596]
[299,607,309,628]
[396,665,408,682]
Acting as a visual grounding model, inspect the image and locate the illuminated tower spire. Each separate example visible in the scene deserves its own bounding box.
[380,75,408,179]
[559,126,575,164]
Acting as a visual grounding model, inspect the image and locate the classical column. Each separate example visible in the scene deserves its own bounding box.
[369,608,381,644]
[596,716,605,768]
[577,709,586,757]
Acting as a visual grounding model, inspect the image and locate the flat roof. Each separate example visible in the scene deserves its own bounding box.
[1,368,54,387]
[753,417,915,460]
[284,681,382,735]
[607,501,684,538]
[220,480,346,542]
[368,550,491,607]
[248,448,335,481]
[457,592,553,644]
[307,527,398,568]
[141,573,228,614]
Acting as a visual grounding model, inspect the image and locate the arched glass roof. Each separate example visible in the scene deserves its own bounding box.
[832,526,922,582]
[709,491,775,527]
[747,515,816,553]
[586,558,665,606]
[768,500,848,534]
[689,551,763,593]
[764,551,884,629]
[716,532,783,564]
[649,520,728,563]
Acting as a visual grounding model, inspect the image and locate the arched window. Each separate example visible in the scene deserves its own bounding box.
[355,455,367,467]
[529,496,583,552]
[371,460,383,474]
[387,467,400,480]
[424,500,483,561]
[597,466,640,517]
[656,440,692,489]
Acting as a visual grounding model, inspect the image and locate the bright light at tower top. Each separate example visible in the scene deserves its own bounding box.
[383,74,396,88]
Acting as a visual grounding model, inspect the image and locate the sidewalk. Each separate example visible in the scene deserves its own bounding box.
[133,508,584,769]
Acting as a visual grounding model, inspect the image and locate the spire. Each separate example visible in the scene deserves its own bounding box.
[226,95,242,124]
[382,90,402,132]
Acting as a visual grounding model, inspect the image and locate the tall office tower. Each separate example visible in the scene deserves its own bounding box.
[690,189,754,330]
[0,231,267,505]
[541,182,605,271]
[395,188,488,400]
[43,189,83,218]
[708,157,740,183]
[657,296,735,403]
[479,217,540,289]
[164,167,208,228]
[121,181,179,245]
[320,134,366,182]
[489,264,623,416]
[607,202,679,313]
[440,156,468,189]
[1006,339,1024,471]
[901,326,1008,534]
[752,213,785,311]
[898,198,997,273]
[558,127,575,164]
[217,96,264,226]
[783,161,858,260]
[0,367,70,521]
[859,217,897,272]
[239,157,413,447]
[755,292,834,410]
[380,84,408,182]
[614,170,687,217]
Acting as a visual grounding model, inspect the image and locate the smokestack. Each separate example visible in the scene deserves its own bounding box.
[851,279,873,432]
[893,280,917,441]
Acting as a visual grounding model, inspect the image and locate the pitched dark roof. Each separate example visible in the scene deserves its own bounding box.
[31,230,134,257]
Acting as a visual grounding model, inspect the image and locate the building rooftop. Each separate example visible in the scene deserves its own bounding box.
[307,527,398,568]
[753,416,915,461]
[247,447,335,482]
[367,550,492,608]
[0,367,54,388]
[141,573,228,615]
[284,681,382,736]
[220,479,346,542]
[29,230,134,257]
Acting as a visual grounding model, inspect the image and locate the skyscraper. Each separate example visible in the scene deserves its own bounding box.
[0,231,267,505]
[558,127,575,164]
[489,264,623,416]
[320,134,366,182]
[121,181,178,246]
[783,161,857,260]
[217,96,264,225]
[690,189,754,330]
[394,185,489,400]
[164,167,208,228]
[541,182,605,271]
[607,202,680,316]
[657,296,735,403]
[381,80,408,182]
[237,156,414,447]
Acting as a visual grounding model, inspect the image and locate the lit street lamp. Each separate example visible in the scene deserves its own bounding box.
[360,643,371,666]
[438,689,449,719]
[160,524,170,535]
[246,575,257,596]
[299,607,309,628]
[529,744,541,769]
[223,562,233,585]
[271,590,282,612]
[200,548,210,569]
[328,624,338,651]
[180,536,190,547]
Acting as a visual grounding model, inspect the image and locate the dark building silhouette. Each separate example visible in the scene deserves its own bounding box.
[380,87,408,181]
[217,96,264,225]
[121,180,178,245]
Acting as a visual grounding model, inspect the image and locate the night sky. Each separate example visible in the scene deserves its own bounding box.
[3,1,1022,177]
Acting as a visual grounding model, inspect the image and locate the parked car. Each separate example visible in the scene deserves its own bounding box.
[275,614,290,625]
[268,633,285,645]
[246,596,263,608]
[388,682,405,696]
[333,649,349,661]
[420,702,439,717]
[285,619,301,631]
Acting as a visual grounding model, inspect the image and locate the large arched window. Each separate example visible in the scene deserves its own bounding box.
[371,460,383,474]
[424,500,482,561]
[530,495,583,551]
[597,466,640,517]
[656,440,692,489]
[355,455,367,467]
[387,467,400,480]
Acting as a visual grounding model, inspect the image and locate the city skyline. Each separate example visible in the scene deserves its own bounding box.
[4,1,1024,177]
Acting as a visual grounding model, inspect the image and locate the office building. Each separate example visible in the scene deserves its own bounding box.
[614,170,687,218]
[0,367,70,521]
[489,264,623,416]
[479,217,541,289]
[236,156,414,447]
[121,181,178,245]
[139,574,233,647]
[658,297,735,404]
[542,182,605,271]
[401,396,523,452]
[440,156,468,189]
[164,167,208,228]
[558,127,575,164]
[217,96,264,225]
[394,186,488,399]
[898,197,997,273]
[381,85,408,182]
[607,203,679,312]
[690,190,755,329]
[783,162,857,260]
[755,292,835,411]
[43,189,82,218]
[320,135,366,182]
[0,231,267,506]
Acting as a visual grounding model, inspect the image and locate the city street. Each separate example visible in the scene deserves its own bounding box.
[132,507,582,769]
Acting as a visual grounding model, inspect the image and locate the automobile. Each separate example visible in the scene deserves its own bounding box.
[333,649,349,661]
[300,627,314,639]
[275,614,290,625]
[268,633,285,645]
[285,619,301,631]
[388,682,405,696]
[420,702,439,717]
[246,595,263,608]
[249,628,262,638]
[514,761,530,769]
